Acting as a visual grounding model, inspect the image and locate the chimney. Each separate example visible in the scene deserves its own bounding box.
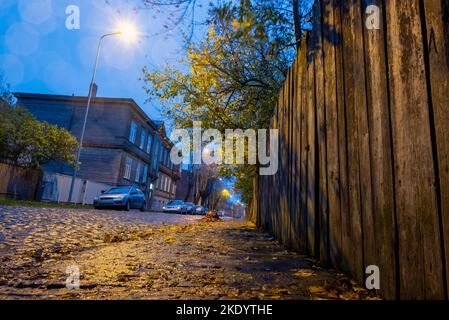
[89,83,98,98]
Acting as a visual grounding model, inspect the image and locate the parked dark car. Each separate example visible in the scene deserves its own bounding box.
[93,186,146,211]
[184,202,196,214]
[162,200,187,214]
[194,206,208,215]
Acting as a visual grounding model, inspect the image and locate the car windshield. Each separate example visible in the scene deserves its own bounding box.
[167,201,183,206]
[105,187,130,195]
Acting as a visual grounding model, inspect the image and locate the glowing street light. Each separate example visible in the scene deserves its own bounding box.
[221,189,231,198]
[117,21,138,43]
[68,21,139,203]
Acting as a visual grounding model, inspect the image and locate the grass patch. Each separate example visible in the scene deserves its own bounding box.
[0,196,94,209]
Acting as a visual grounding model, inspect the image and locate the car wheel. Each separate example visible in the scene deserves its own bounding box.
[140,201,146,212]
[125,200,131,212]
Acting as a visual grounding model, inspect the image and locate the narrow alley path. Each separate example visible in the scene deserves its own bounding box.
[0,207,377,300]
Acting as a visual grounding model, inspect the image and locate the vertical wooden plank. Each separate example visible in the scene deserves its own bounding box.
[289,62,296,250]
[269,114,277,235]
[333,0,351,272]
[322,0,343,271]
[306,34,318,257]
[282,68,291,247]
[385,0,445,299]
[361,0,397,299]
[275,88,283,243]
[422,0,449,297]
[314,0,330,264]
[340,0,367,282]
[297,37,309,253]
[290,55,302,251]
[300,33,310,254]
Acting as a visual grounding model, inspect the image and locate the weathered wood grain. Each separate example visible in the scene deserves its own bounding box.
[422,0,449,297]
[314,0,330,265]
[322,0,343,271]
[385,0,444,299]
[361,0,397,299]
[255,0,449,299]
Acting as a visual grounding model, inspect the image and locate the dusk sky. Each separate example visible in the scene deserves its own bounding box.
[0,0,197,121]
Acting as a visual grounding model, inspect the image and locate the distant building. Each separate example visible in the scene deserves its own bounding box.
[151,121,181,210]
[15,92,180,209]
[175,165,202,203]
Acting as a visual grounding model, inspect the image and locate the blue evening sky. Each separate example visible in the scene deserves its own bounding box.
[0,0,198,121]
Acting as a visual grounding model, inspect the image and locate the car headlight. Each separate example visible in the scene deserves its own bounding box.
[94,197,99,201]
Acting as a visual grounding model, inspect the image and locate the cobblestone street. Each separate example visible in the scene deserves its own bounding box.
[0,206,376,300]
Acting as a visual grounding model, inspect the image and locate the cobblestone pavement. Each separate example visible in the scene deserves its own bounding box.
[0,206,378,300]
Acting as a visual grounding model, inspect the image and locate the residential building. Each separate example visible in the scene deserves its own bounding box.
[14,92,180,209]
[175,164,202,203]
[150,121,181,210]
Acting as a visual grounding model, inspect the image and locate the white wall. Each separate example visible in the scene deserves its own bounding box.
[40,173,112,205]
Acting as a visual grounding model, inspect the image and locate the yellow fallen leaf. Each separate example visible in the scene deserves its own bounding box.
[294,269,315,278]
[165,236,176,244]
[309,286,326,294]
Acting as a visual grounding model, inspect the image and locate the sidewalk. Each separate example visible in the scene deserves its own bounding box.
[0,213,378,300]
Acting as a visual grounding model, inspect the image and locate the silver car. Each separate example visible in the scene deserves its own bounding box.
[94,186,146,211]
[163,200,187,214]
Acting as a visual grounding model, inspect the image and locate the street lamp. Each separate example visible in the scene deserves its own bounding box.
[221,189,231,198]
[68,22,138,203]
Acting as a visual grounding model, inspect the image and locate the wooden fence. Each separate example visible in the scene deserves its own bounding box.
[253,0,449,299]
[0,163,42,200]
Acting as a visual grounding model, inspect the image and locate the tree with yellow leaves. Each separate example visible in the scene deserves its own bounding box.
[142,0,312,204]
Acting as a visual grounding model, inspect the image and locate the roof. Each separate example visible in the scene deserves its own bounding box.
[153,120,164,128]
[14,92,160,130]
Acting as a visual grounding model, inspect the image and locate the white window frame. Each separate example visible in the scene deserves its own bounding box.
[156,174,161,190]
[129,121,137,143]
[142,165,148,185]
[164,176,169,192]
[135,162,141,183]
[124,157,132,180]
[140,130,146,149]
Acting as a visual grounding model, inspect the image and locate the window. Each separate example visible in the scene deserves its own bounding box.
[140,130,146,149]
[129,121,137,143]
[124,157,132,180]
[152,142,160,170]
[156,174,161,190]
[142,165,148,184]
[135,162,141,182]
[165,148,170,166]
[167,179,172,194]
[146,133,153,154]
[159,145,164,162]
[164,176,169,192]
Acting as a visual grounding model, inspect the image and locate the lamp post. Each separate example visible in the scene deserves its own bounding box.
[68,23,137,203]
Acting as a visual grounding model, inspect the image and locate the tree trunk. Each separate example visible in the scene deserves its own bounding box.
[292,0,302,49]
